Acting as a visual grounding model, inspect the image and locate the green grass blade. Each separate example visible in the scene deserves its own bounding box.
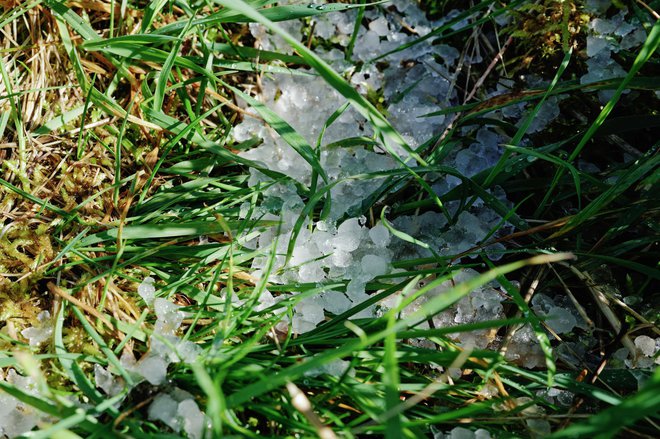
[550,367,660,438]
[537,19,660,216]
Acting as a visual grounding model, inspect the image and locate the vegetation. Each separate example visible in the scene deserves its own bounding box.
[0,0,658,437]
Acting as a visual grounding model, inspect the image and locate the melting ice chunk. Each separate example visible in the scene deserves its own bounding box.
[635,335,657,357]
[138,276,156,306]
[154,298,186,334]
[369,16,390,37]
[21,311,53,346]
[148,393,181,432]
[148,391,210,439]
[94,364,123,396]
[136,355,169,385]
[360,254,389,278]
[369,223,391,248]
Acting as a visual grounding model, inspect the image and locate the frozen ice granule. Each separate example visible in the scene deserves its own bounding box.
[154,298,185,334]
[178,399,206,439]
[304,359,352,377]
[585,0,611,13]
[635,335,657,357]
[21,310,53,346]
[360,254,389,278]
[369,223,391,247]
[334,218,363,252]
[590,18,616,35]
[586,35,611,57]
[94,364,123,396]
[138,276,156,306]
[546,306,578,334]
[296,300,325,326]
[449,426,476,439]
[369,16,389,36]
[136,355,169,385]
[149,393,181,432]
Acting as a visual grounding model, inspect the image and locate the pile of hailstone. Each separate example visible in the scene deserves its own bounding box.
[235,0,524,336]
[95,277,211,439]
[232,0,656,372]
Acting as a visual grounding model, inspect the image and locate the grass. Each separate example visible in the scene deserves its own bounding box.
[0,0,659,438]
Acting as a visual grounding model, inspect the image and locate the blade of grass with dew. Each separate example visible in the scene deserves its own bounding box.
[154,1,388,35]
[422,76,660,120]
[136,103,225,206]
[556,149,660,237]
[371,0,522,62]
[0,178,77,221]
[483,48,573,189]
[141,107,295,182]
[69,306,133,386]
[504,144,583,208]
[153,15,195,112]
[380,209,442,260]
[0,47,27,189]
[53,302,107,407]
[205,41,306,64]
[384,295,404,438]
[141,0,168,31]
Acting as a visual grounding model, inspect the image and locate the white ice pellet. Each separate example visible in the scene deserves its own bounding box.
[585,0,611,13]
[449,427,477,439]
[635,335,657,357]
[21,310,53,346]
[319,291,353,315]
[334,218,363,252]
[369,223,391,247]
[314,16,336,40]
[369,16,390,37]
[294,297,325,325]
[148,389,210,438]
[148,393,181,431]
[94,364,123,396]
[590,17,616,35]
[178,399,207,439]
[136,355,169,385]
[360,254,389,278]
[138,276,156,306]
[546,306,578,334]
[586,35,611,57]
[0,370,45,438]
[154,298,186,334]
